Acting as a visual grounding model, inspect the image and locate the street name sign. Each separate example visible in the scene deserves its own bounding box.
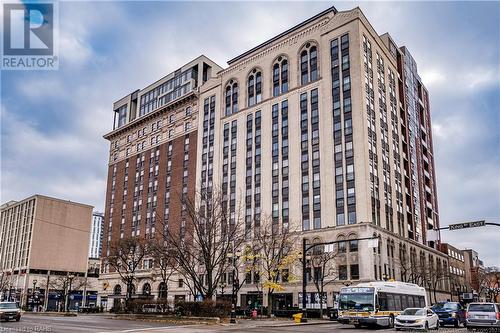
[448,220,485,231]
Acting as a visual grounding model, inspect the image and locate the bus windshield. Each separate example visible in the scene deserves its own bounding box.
[339,293,374,311]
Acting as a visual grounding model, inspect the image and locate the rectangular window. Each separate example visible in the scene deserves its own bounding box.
[338,241,346,253]
[348,211,356,224]
[349,240,358,252]
[336,213,345,226]
[116,105,127,128]
[339,265,348,280]
[350,264,359,280]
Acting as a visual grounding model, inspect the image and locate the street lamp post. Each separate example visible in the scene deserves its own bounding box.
[32,279,38,311]
[301,235,380,323]
[65,274,75,312]
[228,247,241,324]
[8,283,12,302]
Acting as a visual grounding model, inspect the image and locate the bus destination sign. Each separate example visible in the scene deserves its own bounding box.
[341,287,374,294]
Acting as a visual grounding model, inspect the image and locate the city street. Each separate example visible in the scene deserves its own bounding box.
[0,314,471,333]
[0,314,184,333]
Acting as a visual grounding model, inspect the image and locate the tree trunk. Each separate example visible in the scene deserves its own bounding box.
[267,292,272,317]
[126,280,133,312]
[319,286,324,319]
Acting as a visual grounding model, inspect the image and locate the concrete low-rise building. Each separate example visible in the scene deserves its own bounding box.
[0,195,97,310]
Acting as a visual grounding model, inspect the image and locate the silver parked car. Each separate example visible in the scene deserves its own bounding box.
[466,302,500,330]
[395,307,439,331]
[0,302,21,322]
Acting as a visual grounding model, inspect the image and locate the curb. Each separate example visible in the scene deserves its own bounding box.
[255,320,337,328]
[24,312,77,317]
[107,314,221,325]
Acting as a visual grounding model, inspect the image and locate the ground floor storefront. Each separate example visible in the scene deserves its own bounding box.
[97,224,458,313]
[0,271,99,311]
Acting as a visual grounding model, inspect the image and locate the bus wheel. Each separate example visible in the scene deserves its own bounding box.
[354,324,361,328]
[389,314,395,328]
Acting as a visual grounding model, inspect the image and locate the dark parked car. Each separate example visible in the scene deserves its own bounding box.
[432,302,466,327]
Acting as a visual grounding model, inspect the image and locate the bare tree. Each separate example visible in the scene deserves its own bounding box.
[477,267,500,302]
[48,275,89,312]
[148,237,178,305]
[309,245,340,318]
[106,237,149,308]
[0,272,9,300]
[247,216,300,317]
[424,262,450,304]
[0,255,9,300]
[397,250,425,286]
[397,251,450,304]
[162,187,245,300]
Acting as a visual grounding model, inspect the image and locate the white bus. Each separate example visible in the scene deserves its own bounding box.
[337,281,428,328]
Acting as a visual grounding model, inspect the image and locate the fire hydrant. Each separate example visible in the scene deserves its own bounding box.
[251,309,257,319]
[293,313,303,323]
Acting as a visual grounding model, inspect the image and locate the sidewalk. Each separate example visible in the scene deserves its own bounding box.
[23,311,77,317]
[225,318,336,328]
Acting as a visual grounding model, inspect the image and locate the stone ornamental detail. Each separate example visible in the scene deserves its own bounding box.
[220,15,334,77]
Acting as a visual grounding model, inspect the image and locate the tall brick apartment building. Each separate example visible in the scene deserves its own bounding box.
[99,5,449,310]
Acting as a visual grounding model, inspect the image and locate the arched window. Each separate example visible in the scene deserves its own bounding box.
[272,56,289,97]
[114,284,122,295]
[224,80,238,116]
[142,282,151,296]
[300,43,318,85]
[158,282,167,299]
[247,69,262,107]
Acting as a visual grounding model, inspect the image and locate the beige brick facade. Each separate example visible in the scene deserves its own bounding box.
[100,6,449,311]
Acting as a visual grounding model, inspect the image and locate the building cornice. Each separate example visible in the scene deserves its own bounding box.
[103,91,197,141]
[227,5,338,66]
[221,13,334,77]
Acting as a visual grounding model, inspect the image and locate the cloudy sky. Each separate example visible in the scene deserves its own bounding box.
[1,1,499,265]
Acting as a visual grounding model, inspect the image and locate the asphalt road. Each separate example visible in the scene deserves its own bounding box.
[0,314,471,333]
[0,314,186,333]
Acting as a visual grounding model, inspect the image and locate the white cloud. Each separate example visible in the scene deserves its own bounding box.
[16,78,64,100]
[464,67,500,90]
[421,69,446,87]
[59,33,93,65]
